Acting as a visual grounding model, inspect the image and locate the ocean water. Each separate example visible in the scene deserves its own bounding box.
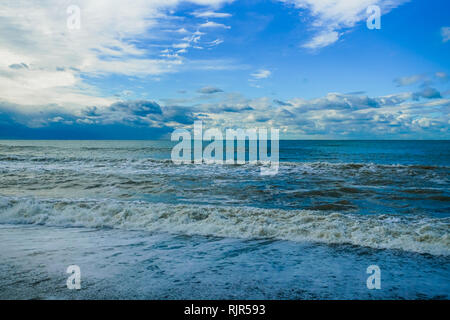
[0,140,449,299]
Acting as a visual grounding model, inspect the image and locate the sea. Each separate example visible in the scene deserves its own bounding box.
[0,140,448,299]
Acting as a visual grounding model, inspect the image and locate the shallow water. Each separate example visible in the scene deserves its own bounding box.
[0,140,449,299]
[1,225,448,299]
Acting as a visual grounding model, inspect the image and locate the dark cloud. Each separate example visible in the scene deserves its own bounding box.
[413,87,442,100]
[0,101,172,139]
[345,91,366,95]
[197,86,224,94]
[0,118,171,139]
[0,99,197,139]
[8,63,28,70]
[222,105,253,112]
[109,100,162,116]
[277,109,295,118]
[273,99,292,106]
[78,100,165,127]
[298,94,380,112]
[160,106,195,125]
[204,103,253,113]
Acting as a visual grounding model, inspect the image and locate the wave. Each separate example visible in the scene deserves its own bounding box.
[1,155,448,173]
[279,161,449,172]
[1,152,447,167]
[0,196,448,256]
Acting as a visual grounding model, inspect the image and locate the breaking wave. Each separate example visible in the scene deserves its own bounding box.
[0,196,448,256]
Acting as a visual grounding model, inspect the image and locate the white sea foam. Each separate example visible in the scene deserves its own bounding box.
[0,196,448,256]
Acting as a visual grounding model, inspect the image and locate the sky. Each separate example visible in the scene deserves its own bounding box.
[0,0,449,139]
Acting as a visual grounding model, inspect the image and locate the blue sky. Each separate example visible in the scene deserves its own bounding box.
[0,0,449,139]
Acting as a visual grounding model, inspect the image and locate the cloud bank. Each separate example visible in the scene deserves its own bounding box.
[1,86,448,139]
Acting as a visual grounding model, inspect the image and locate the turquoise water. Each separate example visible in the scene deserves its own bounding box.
[0,140,449,299]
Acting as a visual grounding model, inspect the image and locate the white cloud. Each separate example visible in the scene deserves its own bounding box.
[175,27,189,33]
[173,43,191,49]
[302,30,339,49]
[393,74,425,87]
[280,0,408,49]
[441,27,450,43]
[251,69,271,79]
[2,88,449,139]
[199,21,231,29]
[208,39,224,47]
[0,0,232,113]
[435,72,448,81]
[181,90,449,138]
[192,11,232,18]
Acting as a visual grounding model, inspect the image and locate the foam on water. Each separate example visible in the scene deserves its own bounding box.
[0,196,448,256]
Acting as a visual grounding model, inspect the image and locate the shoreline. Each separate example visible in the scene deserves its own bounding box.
[1,224,448,300]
